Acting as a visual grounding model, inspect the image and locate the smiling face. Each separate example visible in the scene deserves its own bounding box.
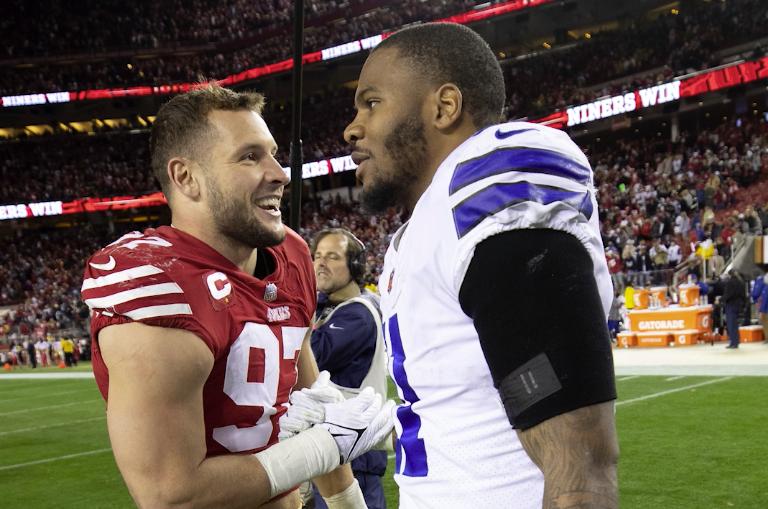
[344,48,431,214]
[202,109,289,249]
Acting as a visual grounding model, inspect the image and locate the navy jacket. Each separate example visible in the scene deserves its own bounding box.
[311,293,387,476]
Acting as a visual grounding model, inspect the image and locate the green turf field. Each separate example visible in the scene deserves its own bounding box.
[1,366,766,508]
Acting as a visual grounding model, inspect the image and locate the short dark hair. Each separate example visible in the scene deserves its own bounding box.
[373,23,505,129]
[149,83,265,204]
[310,228,366,285]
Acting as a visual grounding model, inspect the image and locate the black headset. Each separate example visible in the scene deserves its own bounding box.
[347,233,367,280]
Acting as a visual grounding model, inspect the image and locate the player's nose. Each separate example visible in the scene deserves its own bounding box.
[263,153,291,186]
[344,114,364,146]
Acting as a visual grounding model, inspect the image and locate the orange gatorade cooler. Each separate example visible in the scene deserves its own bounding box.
[617,331,637,347]
[635,331,672,347]
[673,329,699,346]
[650,286,667,308]
[739,326,764,343]
[678,284,699,307]
[633,289,650,310]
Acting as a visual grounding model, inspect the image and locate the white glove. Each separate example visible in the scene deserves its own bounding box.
[318,386,396,465]
[300,371,347,405]
[278,371,345,441]
[279,370,396,464]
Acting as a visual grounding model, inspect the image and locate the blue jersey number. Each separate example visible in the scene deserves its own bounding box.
[387,314,428,477]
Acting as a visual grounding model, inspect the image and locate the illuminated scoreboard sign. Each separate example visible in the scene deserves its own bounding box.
[565,82,680,127]
[0,193,168,222]
[321,36,383,61]
[0,157,360,221]
[1,92,71,107]
[282,154,359,180]
[0,201,64,220]
[534,56,768,130]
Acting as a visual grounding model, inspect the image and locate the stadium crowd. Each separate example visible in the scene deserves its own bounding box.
[0,0,481,94]
[592,115,768,288]
[0,89,359,204]
[2,0,768,348]
[504,0,768,118]
[1,0,766,104]
[2,0,381,58]
[0,226,116,348]
[0,132,155,204]
[1,115,766,319]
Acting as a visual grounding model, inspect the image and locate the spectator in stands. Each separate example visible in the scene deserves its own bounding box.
[723,270,747,349]
[744,206,762,234]
[651,239,668,273]
[634,245,653,286]
[308,228,388,509]
[758,202,768,234]
[667,239,681,268]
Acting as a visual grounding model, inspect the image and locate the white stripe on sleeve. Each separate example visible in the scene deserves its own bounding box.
[82,265,164,291]
[84,282,183,310]
[122,304,193,320]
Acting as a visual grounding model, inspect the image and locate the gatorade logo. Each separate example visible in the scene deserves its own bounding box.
[638,320,685,330]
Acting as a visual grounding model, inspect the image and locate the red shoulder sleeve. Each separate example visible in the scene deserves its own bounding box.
[82,232,218,354]
[282,228,317,321]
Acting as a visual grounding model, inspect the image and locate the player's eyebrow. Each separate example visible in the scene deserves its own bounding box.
[354,86,381,105]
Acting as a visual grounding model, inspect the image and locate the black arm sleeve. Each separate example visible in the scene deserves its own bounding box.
[459,228,617,431]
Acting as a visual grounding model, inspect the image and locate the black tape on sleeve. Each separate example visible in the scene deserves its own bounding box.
[498,353,562,422]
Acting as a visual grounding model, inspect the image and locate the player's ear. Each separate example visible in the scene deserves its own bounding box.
[168,157,202,200]
[431,83,463,131]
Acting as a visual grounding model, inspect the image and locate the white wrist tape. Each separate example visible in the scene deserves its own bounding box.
[323,479,367,509]
[254,427,340,498]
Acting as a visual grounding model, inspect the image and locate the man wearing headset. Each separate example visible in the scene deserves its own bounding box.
[309,228,388,509]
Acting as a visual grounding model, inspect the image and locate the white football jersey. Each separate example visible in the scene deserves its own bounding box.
[379,122,612,509]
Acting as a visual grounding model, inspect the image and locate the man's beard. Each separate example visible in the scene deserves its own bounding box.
[205,174,286,250]
[360,113,429,214]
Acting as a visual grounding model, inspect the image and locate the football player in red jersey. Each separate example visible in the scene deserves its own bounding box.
[82,84,393,509]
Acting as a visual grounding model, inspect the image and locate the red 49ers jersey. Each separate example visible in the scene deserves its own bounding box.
[82,225,316,457]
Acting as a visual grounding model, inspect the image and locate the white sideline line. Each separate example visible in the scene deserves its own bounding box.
[0,399,102,416]
[0,416,106,436]
[0,448,112,471]
[665,376,686,382]
[0,373,95,379]
[616,377,733,406]
[0,388,94,404]
[616,376,640,381]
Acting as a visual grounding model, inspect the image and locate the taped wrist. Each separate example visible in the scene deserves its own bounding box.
[323,478,367,509]
[254,427,339,498]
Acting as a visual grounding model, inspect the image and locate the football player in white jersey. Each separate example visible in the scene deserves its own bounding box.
[340,23,619,508]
